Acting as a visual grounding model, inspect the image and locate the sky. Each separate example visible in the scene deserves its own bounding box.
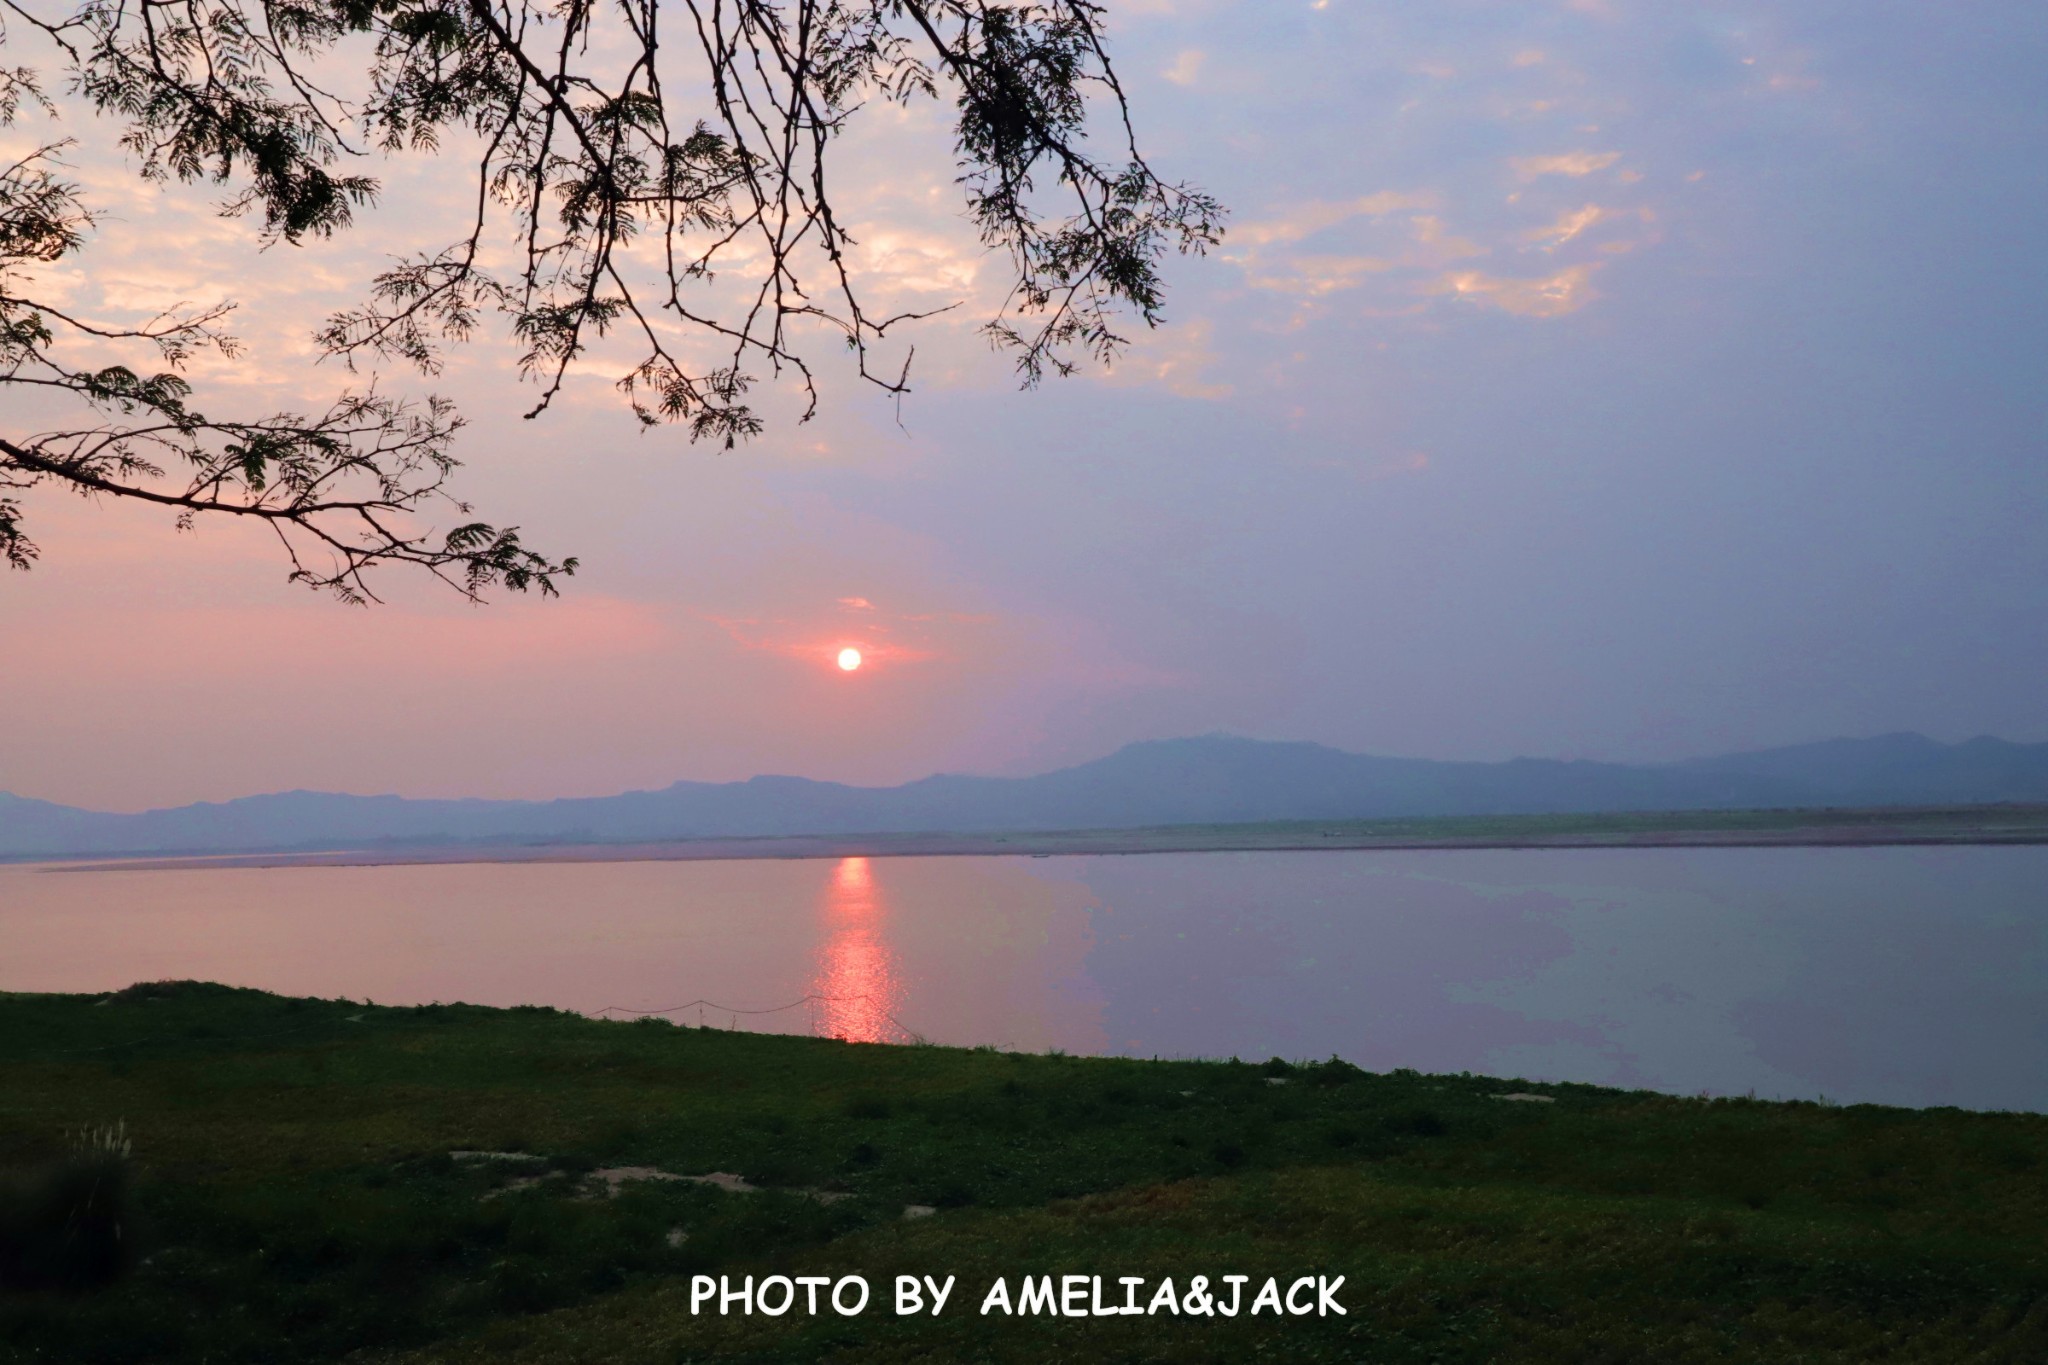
[3,0,2046,812]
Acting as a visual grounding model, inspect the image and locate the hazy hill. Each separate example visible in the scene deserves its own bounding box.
[5,732,2047,859]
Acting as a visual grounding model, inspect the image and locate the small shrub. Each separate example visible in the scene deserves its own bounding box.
[0,1124,139,1291]
[1387,1108,1447,1138]
[1308,1056,1367,1087]
[109,979,228,1004]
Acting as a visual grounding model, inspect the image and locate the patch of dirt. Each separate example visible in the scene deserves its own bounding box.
[453,1154,865,1204]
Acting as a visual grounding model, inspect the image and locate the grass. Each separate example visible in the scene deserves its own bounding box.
[1,981,2043,1362]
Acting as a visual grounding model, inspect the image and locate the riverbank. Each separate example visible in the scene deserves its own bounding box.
[2,982,2042,1362]
[42,802,2048,871]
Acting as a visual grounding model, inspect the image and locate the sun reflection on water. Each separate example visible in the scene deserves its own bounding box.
[811,856,907,1042]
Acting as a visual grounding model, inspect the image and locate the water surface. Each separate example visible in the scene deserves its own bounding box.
[4,847,2043,1111]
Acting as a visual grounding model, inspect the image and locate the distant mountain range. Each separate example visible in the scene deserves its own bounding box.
[5,732,2048,860]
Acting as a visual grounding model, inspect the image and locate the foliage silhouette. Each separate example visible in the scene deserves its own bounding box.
[0,1,1219,599]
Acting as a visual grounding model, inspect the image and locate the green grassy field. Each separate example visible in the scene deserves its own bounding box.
[2,982,2043,1363]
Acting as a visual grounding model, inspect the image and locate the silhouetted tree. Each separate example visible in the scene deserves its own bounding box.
[0,1,1219,600]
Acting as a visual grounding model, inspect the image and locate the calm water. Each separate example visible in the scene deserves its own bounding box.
[4,848,2044,1112]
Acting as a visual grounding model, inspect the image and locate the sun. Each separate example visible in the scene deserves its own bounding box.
[836,646,863,672]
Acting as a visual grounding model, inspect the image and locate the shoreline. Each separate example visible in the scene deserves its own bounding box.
[35,804,2048,871]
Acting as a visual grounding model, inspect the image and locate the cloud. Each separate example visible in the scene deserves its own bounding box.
[1226,184,1635,327]
[1224,197,1476,309]
[1525,203,1606,248]
[1407,216,1488,260]
[849,227,989,300]
[1239,253,1397,298]
[1228,192,1438,248]
[1163,49,1206,86]
[1511,150,1623,180]
[1429,264,1600,317]
[1102,316,1233,399]
[1766,67,1822,94]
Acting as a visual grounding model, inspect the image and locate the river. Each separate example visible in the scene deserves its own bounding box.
[4,846,2042,1110]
